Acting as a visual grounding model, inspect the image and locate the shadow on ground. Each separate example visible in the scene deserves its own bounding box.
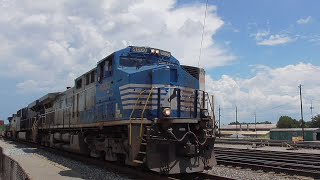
[1,139,128,179]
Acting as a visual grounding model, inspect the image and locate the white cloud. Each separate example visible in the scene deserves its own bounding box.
[206,63,320,124]
[296,16,312,24]
[16,80,53,93]
[256,34,295,46]
[307,35,320,45]
[0,0,236,93]
[251,30,269,41]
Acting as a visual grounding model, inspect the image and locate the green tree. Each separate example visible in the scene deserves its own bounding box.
[258,121,272,124]
[309,114,320,128]
[228,122,240,125]
[276,116,300,128]
[304,120,311,128]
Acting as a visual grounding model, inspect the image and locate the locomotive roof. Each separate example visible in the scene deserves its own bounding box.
[97,46,176,65]
[28,92,60,108]
[26,46,180,111]
[74,67,96,81]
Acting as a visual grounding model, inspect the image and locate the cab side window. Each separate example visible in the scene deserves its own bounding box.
[76,79,82,89]
[98,54,114,83]
[104,56,113,77]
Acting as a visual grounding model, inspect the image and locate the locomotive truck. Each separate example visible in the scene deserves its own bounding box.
[6,46,217,174]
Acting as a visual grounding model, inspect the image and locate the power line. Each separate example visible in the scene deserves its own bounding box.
[254,111,257,138]
[235,106,238,139]
[218,105,221,138]
[198,0,209,68]
[264,103,291,111]
[218,107,235,110]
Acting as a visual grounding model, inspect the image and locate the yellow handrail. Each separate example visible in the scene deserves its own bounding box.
[139,87,154,138]
[129,89,147,145]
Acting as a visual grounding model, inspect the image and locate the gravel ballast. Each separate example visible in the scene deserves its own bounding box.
[208,165,314,180]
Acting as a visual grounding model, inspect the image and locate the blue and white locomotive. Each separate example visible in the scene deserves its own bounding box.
[7,46,217,174]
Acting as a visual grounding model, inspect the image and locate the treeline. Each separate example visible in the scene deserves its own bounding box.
[277,114,320,128]
[229,121,272,125]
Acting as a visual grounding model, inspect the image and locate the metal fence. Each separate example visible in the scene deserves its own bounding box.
[0,147,29,180]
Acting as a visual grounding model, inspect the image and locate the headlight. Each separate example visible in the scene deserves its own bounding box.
[202,110,209,117]
[162,108,171,117]
[151,49,155,53]
[155,49,160,54]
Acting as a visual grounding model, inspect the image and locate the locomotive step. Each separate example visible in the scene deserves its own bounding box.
[133,160,143,164]
[142,136,147,142]
[139,151,146,154]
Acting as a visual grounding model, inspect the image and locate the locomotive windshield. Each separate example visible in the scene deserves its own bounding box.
[119,57,153,68]
[120,57,176,69]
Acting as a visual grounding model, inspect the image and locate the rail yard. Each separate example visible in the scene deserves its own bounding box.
[1,0,320,180]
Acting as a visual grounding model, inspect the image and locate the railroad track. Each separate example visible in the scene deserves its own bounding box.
[216,138,320,149]
[215,147,320,178]
[168,172,233,180]
[5,139,232,180]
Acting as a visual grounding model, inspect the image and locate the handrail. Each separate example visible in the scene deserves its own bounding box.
[139,87,154,138]
[129,89,147,145]
[31,117,38,130]
[31,117,38,142]
[206,93,217,127]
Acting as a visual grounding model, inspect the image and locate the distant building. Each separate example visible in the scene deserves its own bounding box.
[270,128,320,141]
[0,120,4,133]
[219,123,276,139]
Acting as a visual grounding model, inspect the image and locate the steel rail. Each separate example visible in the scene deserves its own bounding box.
[215,147,320,178]
[216,154,320,171]
[168,172,235,180]
[216,158,320,178]
[215,147,320,160]
[216,139,320,149]
[216,152,320,166]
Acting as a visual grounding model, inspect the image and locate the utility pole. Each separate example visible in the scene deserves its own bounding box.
[254,111,257,138]
[299,84,305,141]
[310,100,314,120]
[236,106,238,139]
[218,105,221,138]
[211,95,215,130]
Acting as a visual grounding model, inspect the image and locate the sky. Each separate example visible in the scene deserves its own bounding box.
[0,0,319,125]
